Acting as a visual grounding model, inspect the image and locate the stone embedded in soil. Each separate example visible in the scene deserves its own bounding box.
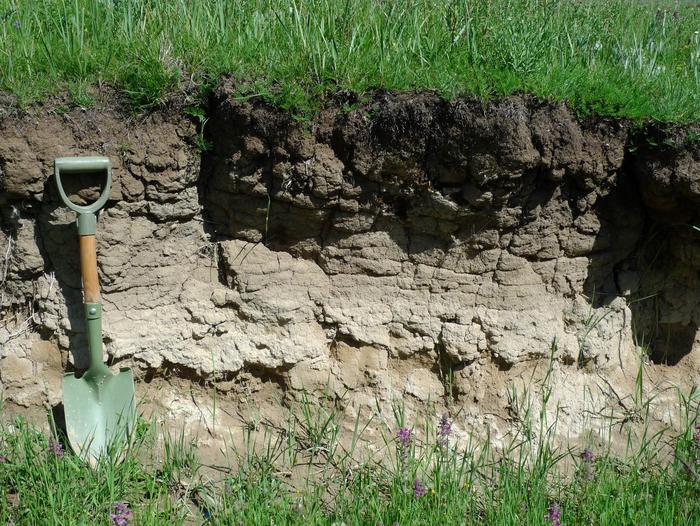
[1,86,700,452]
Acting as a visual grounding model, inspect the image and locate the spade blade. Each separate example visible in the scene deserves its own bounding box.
[62,368,136,463]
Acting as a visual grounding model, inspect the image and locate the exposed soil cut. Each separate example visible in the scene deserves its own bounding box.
[1,82,700,455]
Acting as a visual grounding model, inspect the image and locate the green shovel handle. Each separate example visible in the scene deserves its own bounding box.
[55,156,112,214]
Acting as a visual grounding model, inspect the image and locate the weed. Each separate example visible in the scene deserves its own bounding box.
[68,80,94,108]
[684,129,700,145]
[183,105,212,152]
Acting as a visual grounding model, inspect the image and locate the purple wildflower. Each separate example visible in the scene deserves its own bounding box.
[413,478,427,498]
[544,502,561,526]
[396,427,412,477]
[48,437,64,459]
[396,427,412,447]
[437,413,452,447]
[438,414,452,437]
[11,20,20,29]
[693,424,700,444]
[580,448,595,481]
[0,454,6,463]
[110,502,132,526]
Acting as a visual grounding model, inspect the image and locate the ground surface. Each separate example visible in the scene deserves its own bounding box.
[2,403,700,525]
[1,0,700,120]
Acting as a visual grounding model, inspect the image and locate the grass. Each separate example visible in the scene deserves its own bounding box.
[0,0,699,120]
[1,386,700,526]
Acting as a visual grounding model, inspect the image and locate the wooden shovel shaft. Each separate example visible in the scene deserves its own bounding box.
[79,235,100,303]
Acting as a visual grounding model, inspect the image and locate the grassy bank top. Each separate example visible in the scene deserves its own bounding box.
[1,0,700,121]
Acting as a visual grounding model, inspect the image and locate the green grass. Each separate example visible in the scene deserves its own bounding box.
[1,387,700,526]
[1,0,700,120]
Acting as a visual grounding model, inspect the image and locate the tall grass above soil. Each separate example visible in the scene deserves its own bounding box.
[1,0,700,120]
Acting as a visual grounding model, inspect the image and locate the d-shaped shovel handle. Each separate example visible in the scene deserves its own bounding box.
[55,156,112,214]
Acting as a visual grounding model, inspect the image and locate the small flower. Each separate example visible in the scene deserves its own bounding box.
[11,20,20,29]
[110,502,132,526]
[593,40,602,52]
[437,413,452,447]
[0,454,7,463]
[438,414,452,437]
[580,447,595,481]
[396,427,413,477]
[413,478,427,498]
[396,427,412,447]
[396,427,413,475]
[544,502,561,526]
[48,437,64,459]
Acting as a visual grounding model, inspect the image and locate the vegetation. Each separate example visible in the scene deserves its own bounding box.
[1,384,699,525]
[1,0,700,120]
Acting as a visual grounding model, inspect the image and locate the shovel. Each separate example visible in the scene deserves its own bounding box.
[55,156,135,462]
